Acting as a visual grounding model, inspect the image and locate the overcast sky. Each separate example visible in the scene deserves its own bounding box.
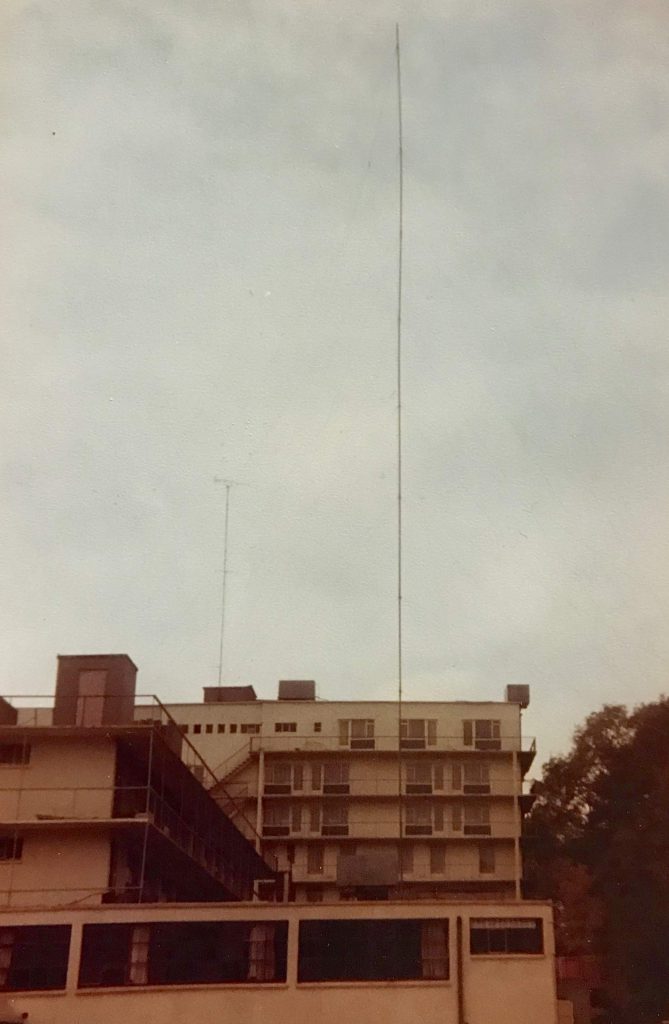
[3,0,669,769]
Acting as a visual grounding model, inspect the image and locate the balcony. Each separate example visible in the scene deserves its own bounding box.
[211,734,538,784]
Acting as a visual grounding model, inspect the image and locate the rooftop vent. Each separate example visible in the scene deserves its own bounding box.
[505,684,530,709]
[203,686,257,703]
[278,680,316,701]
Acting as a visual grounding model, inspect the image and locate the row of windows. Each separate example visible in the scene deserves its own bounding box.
[0,917,544,991]
[264,760,495,794]
[263,802,496,837]
[178,719,504,749]
[182,723,262,736]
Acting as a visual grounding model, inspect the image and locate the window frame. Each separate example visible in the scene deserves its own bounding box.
[469,918,544,956]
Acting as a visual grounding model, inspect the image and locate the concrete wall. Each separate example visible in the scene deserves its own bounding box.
[0,736,116,821]
[0,735,117,906]
[3,899,558,1024]
[0,830,112,907]
[160,699,525,769]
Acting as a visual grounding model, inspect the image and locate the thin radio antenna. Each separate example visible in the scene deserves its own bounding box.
[395,21,405,888]
[213,477,247,686]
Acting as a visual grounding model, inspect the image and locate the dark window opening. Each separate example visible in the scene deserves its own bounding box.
[218,724,225,733]
[193,724,202,735]
[0,836,23,861]
[298,919,448,982]
[230,724,238,734]
[0,744,30,766]
[205,724,213,734]
[0,925,70,992]
[470,918,543,955]
[314,722,322,733]
[79,921,289,988]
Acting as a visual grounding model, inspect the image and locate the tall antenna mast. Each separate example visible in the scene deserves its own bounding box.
[395,21,405,887]
[214,478,236,687]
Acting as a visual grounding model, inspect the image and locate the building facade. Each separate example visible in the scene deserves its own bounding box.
[161,681,535,902]
[0,656,276,909]
[0,898,559,1024]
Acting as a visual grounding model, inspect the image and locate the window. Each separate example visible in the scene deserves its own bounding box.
[265,762,303,794]
[463,762,491,794]
[275,722,297,733]
[0,926,70,991]
[323,761,349,794]
[339,719,375,750]
[322,804,348,836]
[463,720,501,751]
[400,720,437,750]
[479,845,495,874]
[217,723,225,734]
[264,803,302,836]
[180,724,189,735]
[405,803,432,836]
[406,802,443,836]
[306,887,324,903]
[307,844,325,875]
[401,844,414,874]
[230,724,238,734]
[453,761,491,793]
[263,804,290,836]
[0,741,30,765]
[193,724,202,735]
[314,722,322,733]
[0,837,23,861]
[129,925,149,985]
[205,724,213,734]
[79,921,289,987]
[298,919,448,982]
[464,803,491,836]
[406,762,432,793]
[430,844,446,874]
[309,805,321,833]
[470,918,543,955]
[241,723,260,734]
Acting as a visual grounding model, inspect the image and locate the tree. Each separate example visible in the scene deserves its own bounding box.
[525,699,669,1024]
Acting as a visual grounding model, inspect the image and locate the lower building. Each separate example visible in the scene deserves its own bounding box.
[0,898,559,1024]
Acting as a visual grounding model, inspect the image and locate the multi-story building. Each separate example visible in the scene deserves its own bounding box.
[0,655,277,909]
[161,680,536,902]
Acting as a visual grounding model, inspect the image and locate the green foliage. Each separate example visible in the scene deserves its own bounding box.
[525,698,669,1023]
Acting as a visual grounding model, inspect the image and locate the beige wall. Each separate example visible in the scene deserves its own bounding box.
[4,899,558,1024]
[0,830,111,907]
[0,735,117,907]
[0,736,116,820]
[160,699,525,768]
